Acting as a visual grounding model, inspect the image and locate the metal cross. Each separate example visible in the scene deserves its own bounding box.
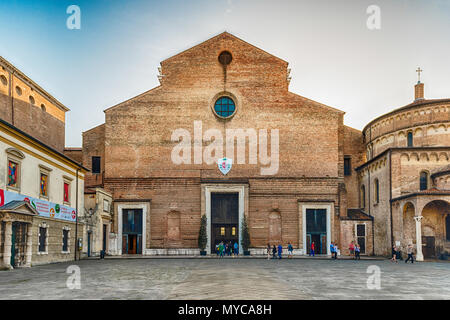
[416,67,423,83]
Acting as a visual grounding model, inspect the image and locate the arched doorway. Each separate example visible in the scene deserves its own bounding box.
[421,200,450,259]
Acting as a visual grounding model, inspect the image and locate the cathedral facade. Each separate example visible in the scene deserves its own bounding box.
[77,32,449,259]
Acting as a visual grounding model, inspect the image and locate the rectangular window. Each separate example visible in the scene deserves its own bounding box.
[220,227,225,236]
[39,227,47,252]
[62,229,69,252]
[344,157,351,176]
[232,227,236,236]
[7,160,19,188]
[63,182,70,203]
[92,156,101,174]
[40,173,48,197]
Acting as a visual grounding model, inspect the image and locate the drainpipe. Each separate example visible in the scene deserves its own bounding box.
[389,149,394,251]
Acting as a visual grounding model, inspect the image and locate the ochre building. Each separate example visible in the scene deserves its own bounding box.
[77,32,449,259]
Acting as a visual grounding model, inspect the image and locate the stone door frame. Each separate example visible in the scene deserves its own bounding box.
[300,202,332,256]
[117,202,149,255]
[202,184,248,255]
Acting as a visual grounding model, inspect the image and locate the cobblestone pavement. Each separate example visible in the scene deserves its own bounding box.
[0,258,449,300]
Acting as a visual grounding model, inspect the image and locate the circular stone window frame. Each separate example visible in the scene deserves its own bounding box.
[210,91,238,120]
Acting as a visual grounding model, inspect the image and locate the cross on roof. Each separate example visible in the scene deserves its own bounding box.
[416,67,423,83]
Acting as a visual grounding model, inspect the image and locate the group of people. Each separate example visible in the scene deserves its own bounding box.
[267,242,294,259]
[215,241,239,257]
[348,241,361,260]
[391,243,415,263]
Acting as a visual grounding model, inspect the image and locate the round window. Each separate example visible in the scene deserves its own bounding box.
[214,96,236,118]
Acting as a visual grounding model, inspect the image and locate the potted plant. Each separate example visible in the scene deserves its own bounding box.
[198,215,207,256]
[241,215,251,256]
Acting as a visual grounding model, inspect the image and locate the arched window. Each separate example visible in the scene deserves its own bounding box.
[360,185,366,209]
[374,179,380,204]
[420,171,429,191]
[407,131,413,147]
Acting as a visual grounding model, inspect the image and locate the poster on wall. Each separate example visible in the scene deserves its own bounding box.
[0,188,76,222]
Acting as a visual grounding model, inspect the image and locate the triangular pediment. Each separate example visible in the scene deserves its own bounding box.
[0,200,39,216]
[162,31,287,64]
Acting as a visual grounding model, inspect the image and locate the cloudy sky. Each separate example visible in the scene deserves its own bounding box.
[0,0,449,146]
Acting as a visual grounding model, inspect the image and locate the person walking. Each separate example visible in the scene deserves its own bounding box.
[288,242,293,259]
[349,241,355,257]
[219,242,224,258]
[234,241,239,257]
[355,244,361,260]
[267,243,271,260]
[334,243,339,260]
[272,245,277,259]
[330,242,335,259]
[391,245,398,263]
[405,244,415,263]
[277,244,283,259]
[310,242,315,257]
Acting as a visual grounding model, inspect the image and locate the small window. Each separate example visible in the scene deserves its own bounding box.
[374,179,380,204]
[232,227,236,236]
[29,95,35,105]
[92,156,101,174]
[62,229,69,252]
[220,227,225,236]
[41,104,46,112]
[15,86,22,96]
[0,75,7,86]
[38,227,47,252]
[407,132,413,147]
[63,182,70,204]
[420,171,428,191]
[7,160,19,188]
[40,172,48,197]
[214,96,236,118]
[344,157,351,176]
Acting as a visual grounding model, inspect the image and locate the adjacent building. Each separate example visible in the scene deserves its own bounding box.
[0,57,87,269]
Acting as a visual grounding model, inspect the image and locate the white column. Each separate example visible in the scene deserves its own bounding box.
[25,223,33,267]
[3,221,13,269]
[414,216,424,261]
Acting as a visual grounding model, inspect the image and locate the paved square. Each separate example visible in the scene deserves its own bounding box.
[1,258,449,300]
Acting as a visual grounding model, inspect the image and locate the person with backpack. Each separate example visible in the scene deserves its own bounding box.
[288,242,293,258]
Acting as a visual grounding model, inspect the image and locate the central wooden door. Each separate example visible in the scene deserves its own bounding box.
[211,193,239,253]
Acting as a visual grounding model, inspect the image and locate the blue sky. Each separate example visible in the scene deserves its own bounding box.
[1,0,449,146]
